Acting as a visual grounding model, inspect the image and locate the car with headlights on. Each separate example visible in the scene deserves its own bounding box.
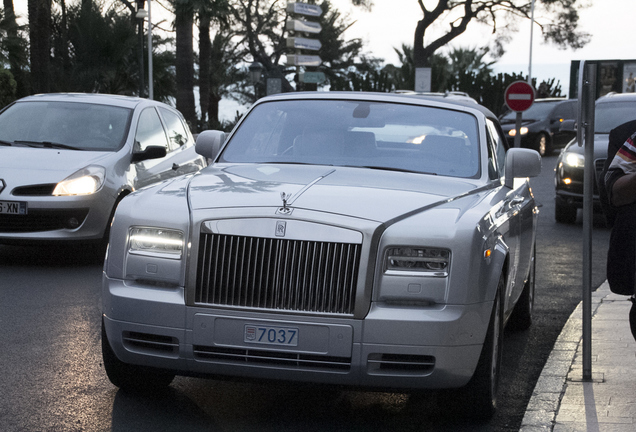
[555,92,636,224]
[500,98,577,156]
[101,92,541,419]
[0,93,206,245]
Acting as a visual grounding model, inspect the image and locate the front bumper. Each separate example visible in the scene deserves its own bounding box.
[103,275,491,390]
[0,189,115,243]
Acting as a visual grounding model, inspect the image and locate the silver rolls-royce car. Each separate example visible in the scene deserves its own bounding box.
[0,93,206,245]
[102,92,540,418]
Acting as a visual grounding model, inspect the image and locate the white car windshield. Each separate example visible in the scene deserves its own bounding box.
[220,100,481,179]
[0,101,132,151]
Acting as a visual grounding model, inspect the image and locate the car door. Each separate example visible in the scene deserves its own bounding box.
[488,120,534,311]
[157,107,206,176]
[132,106,174,189]
[550,101,577,147]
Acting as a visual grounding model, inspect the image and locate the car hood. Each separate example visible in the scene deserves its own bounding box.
[188,164,486,222]
[0,147,118,185]
[562,134,609,160]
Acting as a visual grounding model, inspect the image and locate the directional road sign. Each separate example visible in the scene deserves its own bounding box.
[505,81,535,112]
[286,55,321,67]
[286,37,322,51]
[286,2,323,17]
[299,72,326,84]
[286,19,322,34]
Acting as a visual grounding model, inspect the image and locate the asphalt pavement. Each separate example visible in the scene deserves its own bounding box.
[520,281,636,431]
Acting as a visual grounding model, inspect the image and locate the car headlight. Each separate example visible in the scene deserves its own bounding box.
[385,247,450,274]
[508,127,528,137]
[53,165,106,196]
[129,227,184,259]
[563,152,585,168]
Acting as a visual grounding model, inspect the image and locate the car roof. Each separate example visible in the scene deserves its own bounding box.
[257,91,498,123]
[16,93,152,109]
[596,92,636,103]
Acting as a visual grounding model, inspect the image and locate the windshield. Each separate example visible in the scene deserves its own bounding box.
[594,101,636,134]
[0,100,132,151]
[220,100,481,179]
[500,101,560,122]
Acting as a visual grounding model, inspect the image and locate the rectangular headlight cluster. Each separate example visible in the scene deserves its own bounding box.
[385,247,450,274]
[129,227,184,259]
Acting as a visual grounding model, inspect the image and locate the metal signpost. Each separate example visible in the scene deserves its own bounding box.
[285,2,323,89]
[504,81,535,147]
[577,60,597,382]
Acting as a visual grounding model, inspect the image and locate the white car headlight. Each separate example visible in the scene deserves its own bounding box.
[385,247,450,274]
[53,165,106,195]
[508,127,528,137]
[563,152,585,168]
[129,227,184,259]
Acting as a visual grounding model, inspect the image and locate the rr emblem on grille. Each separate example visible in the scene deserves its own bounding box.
[275,221,287,237]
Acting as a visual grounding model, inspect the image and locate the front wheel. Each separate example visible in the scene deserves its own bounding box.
[440,275,504,420]
[102,319,175,393]
[509,247,535,330]
[555,200,577,224]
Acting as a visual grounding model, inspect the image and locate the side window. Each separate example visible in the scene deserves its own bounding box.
[486,119,507,178]
[159,107,190,150]
[552,103,572,121]
[135,108,169,151]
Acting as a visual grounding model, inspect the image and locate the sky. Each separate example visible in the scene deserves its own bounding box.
[13,1,636,118]
[330,0,636,95]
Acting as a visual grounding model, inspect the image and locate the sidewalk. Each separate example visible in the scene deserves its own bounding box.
[520,281,636,431]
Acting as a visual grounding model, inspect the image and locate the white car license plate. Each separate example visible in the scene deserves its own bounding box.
[244,324,299,347]
[0,200,27,215]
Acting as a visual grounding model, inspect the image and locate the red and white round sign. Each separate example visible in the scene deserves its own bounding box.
[504,81,535,112]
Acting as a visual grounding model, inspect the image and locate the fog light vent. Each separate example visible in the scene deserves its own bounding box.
[367,353,435,376]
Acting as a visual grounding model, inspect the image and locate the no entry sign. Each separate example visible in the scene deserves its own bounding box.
[505,81,535,112]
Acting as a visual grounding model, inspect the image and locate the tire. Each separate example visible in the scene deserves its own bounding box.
[101,319,175,393]
[509,247,535,331]
[534,133,550,156]
[555,200,577,224]
[440,275,504,421]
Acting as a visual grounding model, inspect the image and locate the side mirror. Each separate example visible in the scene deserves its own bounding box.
[196,130,226,160]
[559,119,577,132]
[505,148,541,189]
[131,145,167,163]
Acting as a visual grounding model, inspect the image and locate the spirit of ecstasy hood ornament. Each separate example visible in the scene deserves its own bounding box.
[280,192,292,214]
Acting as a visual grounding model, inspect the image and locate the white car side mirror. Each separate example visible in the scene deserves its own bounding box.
[195,130,226,160]
[505,148,541,189]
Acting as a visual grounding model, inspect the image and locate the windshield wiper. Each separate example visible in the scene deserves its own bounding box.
[354,165,437,175]
[0,139,13,146]
[13,140,83,151]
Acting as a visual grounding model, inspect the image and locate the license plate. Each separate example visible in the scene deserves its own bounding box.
[244,324,299,347]
[0,200,27,215]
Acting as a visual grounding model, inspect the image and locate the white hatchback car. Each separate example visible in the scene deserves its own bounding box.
[102,92,540,419]
[0,93,206,244]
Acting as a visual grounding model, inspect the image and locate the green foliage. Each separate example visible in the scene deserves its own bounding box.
[0,67,17,108]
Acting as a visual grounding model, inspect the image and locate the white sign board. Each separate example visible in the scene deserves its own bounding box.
[286,2,323,17]
[286,37,322,51]
[415,67,432,92]
[286,55,321,67]
[286,19,322,34]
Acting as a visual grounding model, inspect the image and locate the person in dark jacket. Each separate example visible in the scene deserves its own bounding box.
[602,119,636,342]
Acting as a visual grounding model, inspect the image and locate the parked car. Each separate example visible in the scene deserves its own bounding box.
[555,92,636,224]
[0,93,207,245]
[101,91,541,419]
[500,98,578,156]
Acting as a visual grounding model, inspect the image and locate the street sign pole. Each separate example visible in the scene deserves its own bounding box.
[578,60,597,382]
[504,81,535,147]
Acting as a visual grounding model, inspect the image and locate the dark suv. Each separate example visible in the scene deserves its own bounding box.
[554,92,636,223]
[500,98,578,156]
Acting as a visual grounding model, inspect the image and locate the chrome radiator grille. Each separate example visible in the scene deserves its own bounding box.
[195,233,361,314]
